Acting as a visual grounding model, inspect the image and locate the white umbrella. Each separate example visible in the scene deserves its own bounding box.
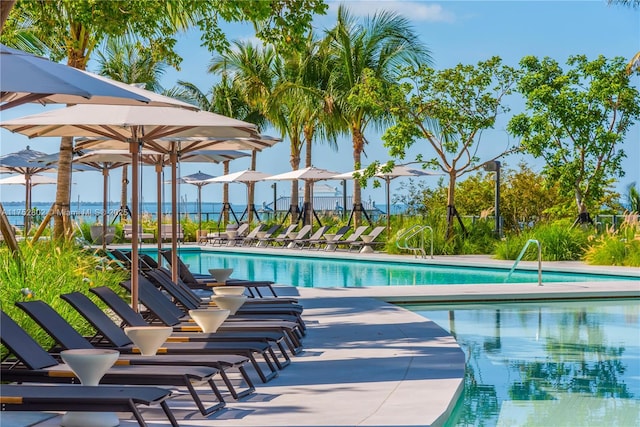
[268,166,339,226]
[0,104,266,310]
[0,173,57,185]
[333,164,440,234]
[207,169,271,226]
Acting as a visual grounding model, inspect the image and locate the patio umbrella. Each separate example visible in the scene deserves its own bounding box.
[0,146,57,233]
[1,44,199,111]
[175,171,217,234]
[333,164,440,235]
[268,166,339,226]
[206,169,271,227]
[1,104,269,308]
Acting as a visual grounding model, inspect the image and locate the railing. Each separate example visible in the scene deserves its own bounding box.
[506,239,542,286]
[396,225,433,259]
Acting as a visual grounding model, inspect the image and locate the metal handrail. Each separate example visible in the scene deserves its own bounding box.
[506,239,542,286]
[396,225,433,259]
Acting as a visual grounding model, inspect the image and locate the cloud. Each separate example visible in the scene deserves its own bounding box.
[327,1,455,23]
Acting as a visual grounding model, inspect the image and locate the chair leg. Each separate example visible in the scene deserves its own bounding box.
[184,375,226,415]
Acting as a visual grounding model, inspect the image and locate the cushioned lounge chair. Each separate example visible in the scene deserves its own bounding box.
[1,310,225,415]
[90,285,303,356]
[16,299,279,385]
[0,384,179,427]
[271,224,312,247]
[261,224,297,247]
[60,291,291,369]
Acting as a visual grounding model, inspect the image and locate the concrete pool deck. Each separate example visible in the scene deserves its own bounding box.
[12,250,639,427]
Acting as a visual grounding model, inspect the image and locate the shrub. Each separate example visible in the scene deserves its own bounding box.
[0,241,127,355]
[584,215,640,266]
[495,222,589,261]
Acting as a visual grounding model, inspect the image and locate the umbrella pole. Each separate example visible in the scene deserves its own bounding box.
[25,174,31,235]
[102,169,108,251]
[198,185,202,233]
[156,162,163,262]
[129,136,140,312]
[170,150,179,283]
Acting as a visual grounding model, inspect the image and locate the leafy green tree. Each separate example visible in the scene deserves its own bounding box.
[354,57,519,239]
[2,0,327,239]
[324,5,431,225]
[508,55,640,225]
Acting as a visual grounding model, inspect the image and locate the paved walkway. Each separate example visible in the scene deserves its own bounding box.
[8,252,638,427]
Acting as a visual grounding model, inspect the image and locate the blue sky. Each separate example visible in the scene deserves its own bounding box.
[1,0,638,209]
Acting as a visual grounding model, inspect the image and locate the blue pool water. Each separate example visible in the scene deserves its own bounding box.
[165,249,637,287]
[408,300,640,427]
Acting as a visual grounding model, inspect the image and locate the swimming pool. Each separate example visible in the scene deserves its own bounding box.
[408,300,640,427]
[166,249,637,287]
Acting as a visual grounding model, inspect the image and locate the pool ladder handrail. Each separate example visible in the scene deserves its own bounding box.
[506,239,542,286]
[396,225,433,259]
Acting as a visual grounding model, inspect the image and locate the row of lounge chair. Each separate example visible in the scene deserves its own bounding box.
[202,223,387,252]
[1,258,306,425]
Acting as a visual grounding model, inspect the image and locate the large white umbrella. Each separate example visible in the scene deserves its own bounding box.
[0,173,57,185]
[333,164,440,234]
[268,166,339,226]
[207,169,271,226]
[0,104,265,310]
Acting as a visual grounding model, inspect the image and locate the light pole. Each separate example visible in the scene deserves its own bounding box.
[271,183,277,220]
[483,160,501,237]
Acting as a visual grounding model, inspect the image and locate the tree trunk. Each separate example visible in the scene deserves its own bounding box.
[574,189,592,225]
[248,151,257,224]
[120,166,129,222]
[289,143,301,225]
[0,0,16,31]
[303,126,314,226]
[352,125,365,226]
[446,171,457,240]
[53,136,74,239]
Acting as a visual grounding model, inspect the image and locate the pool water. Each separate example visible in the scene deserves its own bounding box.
[170,250,637,287]
[408,300,640,427]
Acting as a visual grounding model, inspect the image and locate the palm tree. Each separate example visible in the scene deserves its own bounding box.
[170,71,268,224]
[324,5,432,225]
[95,38,167,222]
[607,0,640,74]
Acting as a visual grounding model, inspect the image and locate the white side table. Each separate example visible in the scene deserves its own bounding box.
[59,349,120,427]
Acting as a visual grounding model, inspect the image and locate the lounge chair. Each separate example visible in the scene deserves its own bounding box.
[296,225,333,249]
[159,223,184,241]
[347,226,387,252]
[145,268,305,329]
[0,384,179,427]
[207,223,250,246]
[61,290,292,369]
[330,225,369,251]
[1,310,225,415]
[262,224,297,246]
[160,249,280,298]
[271,224,312,248]
[16,298,280,385]
[123,224,154,242]
[245,224,280,247]
[90,285,303,356]
[120,275,305,353]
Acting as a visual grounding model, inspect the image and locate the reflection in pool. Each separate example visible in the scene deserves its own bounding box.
[408,300,640,427]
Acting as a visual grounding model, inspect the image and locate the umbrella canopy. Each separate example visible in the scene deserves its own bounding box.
[0,146,58,232]
[333,164,440,234]
[0,44,151,110]
[0,104,268,309]
[175,171,216,233]
[268,166,340,226]
[207,169,271,225]
[0,173,57,185]
[1,44,199,111]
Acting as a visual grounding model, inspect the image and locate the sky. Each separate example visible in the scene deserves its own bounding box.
[1,0,639,209]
